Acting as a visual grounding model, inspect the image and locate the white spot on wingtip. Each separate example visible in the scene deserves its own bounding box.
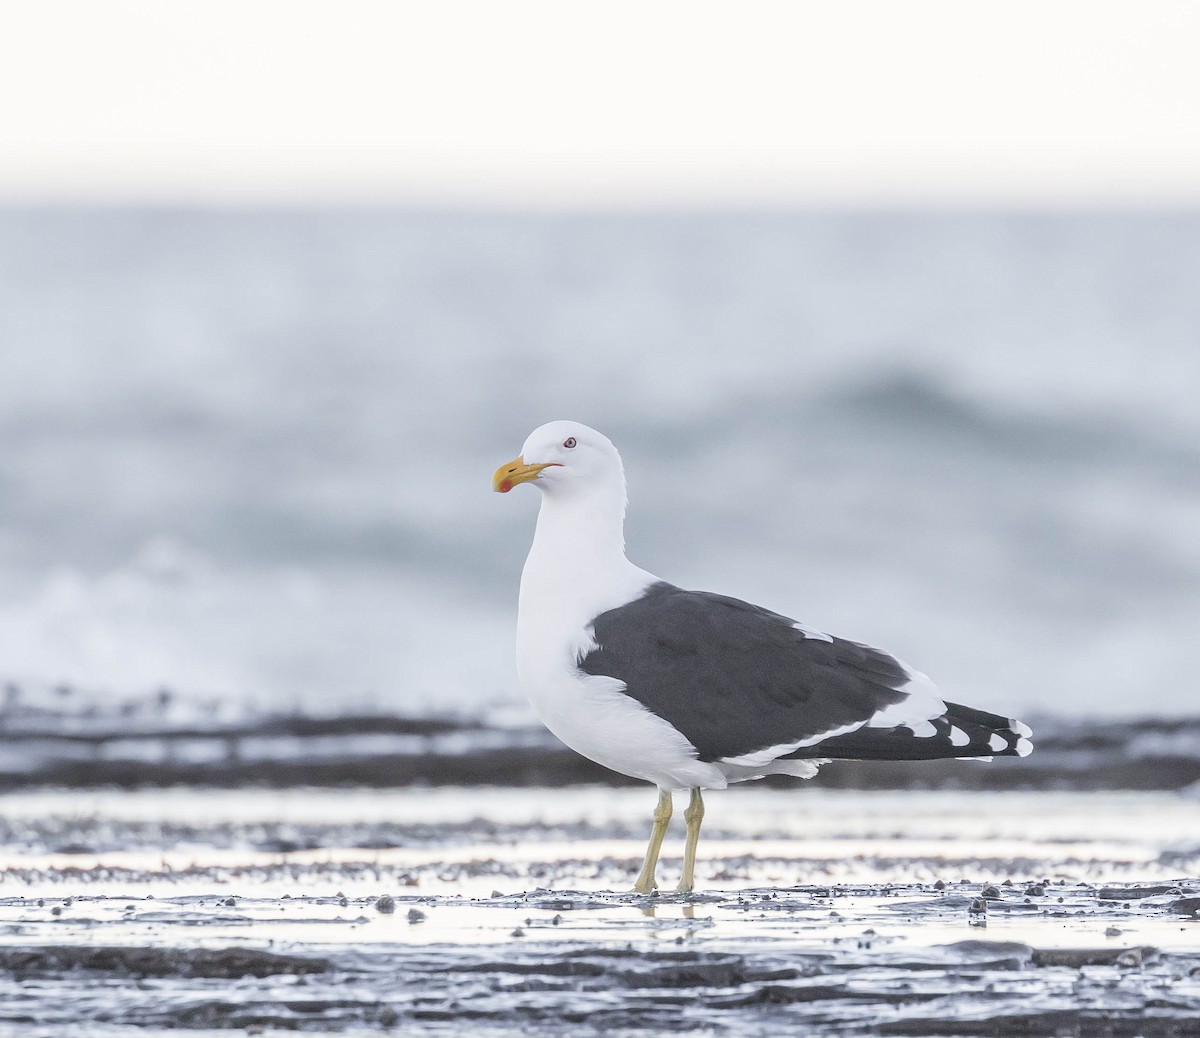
[988,733,1007,752]
[792,621,833,643]
[949,725,970,747]
[1015,737,1033,757]
[1010,719,1033,738]
[907,719,937,738]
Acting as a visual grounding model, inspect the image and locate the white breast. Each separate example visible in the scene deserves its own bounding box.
[515,551,723,792]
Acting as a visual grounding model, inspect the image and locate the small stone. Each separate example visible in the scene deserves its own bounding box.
[511,927,525,938]
[406,908,426,923]
[50,906,62,917]
[967,902,987,927]
[375,895,396,914]
[980,885,1001,899]
[933,880,946,890]
[1025,885,1045,897]
[1105,926,1122,937]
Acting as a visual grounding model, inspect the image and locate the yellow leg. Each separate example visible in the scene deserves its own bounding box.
[633,789,673,893]
[676,788,705,894]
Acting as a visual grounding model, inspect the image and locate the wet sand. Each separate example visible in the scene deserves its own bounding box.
[0,787,1197,1035]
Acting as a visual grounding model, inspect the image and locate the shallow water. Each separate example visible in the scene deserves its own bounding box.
[0,786,1197,1035]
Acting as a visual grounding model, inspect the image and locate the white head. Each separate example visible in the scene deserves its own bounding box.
[493,420,626,504]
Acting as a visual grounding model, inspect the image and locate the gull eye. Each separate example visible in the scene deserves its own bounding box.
[562,436,577,449]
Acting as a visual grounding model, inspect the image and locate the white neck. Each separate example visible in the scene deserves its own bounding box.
[526,476,626,577]
[518,472,657,628]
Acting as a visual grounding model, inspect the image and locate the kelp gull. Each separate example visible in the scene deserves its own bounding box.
[493,421,1032,894]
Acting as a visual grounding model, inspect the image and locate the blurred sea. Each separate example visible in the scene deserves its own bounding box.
[1,208,1197,734]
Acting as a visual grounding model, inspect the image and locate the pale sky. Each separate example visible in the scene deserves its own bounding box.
[2,0,1199,205]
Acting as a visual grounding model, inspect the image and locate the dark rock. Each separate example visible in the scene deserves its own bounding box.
[1098,885,1182,900]
[0,946,330,978]
[1032,946,1157,968]
[1170,897,1200,917]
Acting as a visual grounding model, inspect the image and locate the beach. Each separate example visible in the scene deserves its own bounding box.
[1,785,1197,1036]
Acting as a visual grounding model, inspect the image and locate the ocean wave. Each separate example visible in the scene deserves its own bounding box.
[0,209,1197,721]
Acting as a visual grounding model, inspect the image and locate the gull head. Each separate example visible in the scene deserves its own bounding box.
[493,420,624,498]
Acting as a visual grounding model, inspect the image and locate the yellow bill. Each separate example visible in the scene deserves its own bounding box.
[493,456,560,493]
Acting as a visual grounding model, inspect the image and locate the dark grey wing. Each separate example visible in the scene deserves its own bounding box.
[578,582,914,762]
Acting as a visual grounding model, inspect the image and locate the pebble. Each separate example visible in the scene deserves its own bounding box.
[375,895,396,914]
